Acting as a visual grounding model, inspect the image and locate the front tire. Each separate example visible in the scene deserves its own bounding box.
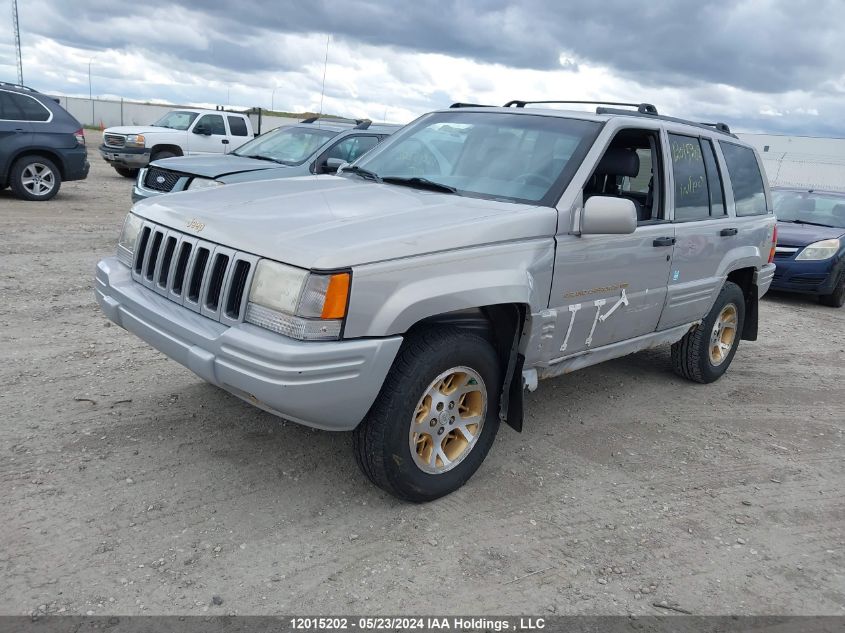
[353,327,501,502]
[114,167,138,178]
[819,272,845,308]
[10,156,61,201]
[671,281,745,384]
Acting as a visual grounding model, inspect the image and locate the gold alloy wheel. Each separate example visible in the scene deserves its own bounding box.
[709,303,738,366]
[409,366,487,475]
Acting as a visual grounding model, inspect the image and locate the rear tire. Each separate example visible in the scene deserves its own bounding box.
[819,272,845,308]
[353,326,501,502]
[10,156,61,201]
[671,281,745,384]
[114,167,138,178]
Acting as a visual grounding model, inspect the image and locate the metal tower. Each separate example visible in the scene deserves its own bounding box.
[12,0,23,84]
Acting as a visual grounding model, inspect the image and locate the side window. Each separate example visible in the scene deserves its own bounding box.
[196,114,226,135]
[701,139,726,216]
[719,142,768,216]
[326,136,379,163]
[668,134,709,222]
[227,116,248,136]
[0,90,50,121]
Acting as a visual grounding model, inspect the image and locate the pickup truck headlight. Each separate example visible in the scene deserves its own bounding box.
[795,238,840,261]
[245,259,350,341]
[187,177,223,191]
[117,213,143,267]
[124,134,146,148]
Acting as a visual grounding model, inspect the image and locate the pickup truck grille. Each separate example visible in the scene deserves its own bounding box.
[104,133,125,148]
[143,167,180,192]
[132,220,258,325]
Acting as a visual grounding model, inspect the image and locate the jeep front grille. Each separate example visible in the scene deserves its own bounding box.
[143,167,180,192]
[132,221,258,325]
[104,133,125,148]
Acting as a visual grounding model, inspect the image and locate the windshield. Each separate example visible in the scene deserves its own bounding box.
[772,190,845,228]
[233,126,337,165]
[352,111,600,204]
[153,111,199,130]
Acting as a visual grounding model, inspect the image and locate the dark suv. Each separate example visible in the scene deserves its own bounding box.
[0,82,89,201]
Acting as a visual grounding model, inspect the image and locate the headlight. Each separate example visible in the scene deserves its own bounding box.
[117,213,143,267]
[125,134,145,148]
[187,177,223,191]
[245,259,350,341]
[796,238,840,261]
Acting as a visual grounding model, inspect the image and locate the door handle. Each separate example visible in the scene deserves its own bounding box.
[221,139,229,144]
[720,227,738,237]
[652,236,675,247]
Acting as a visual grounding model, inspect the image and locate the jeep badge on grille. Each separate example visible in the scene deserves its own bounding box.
[186,218,205,232]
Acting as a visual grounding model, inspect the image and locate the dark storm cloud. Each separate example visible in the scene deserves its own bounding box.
[19,0,845,95]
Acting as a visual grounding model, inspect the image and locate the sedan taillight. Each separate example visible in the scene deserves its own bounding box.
[74,128,85,146]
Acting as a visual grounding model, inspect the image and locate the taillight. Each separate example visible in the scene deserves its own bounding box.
[768,225,777,264]
[74,128,85,146]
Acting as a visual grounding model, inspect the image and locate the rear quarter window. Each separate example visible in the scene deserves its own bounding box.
[0,90,51,122]
[719,142,768,216]
[227,116,249,136]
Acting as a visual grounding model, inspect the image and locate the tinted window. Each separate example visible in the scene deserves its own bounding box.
[233,125,335,165]
[227,116,248,136]
[197,114,226,135]
[702,139,726,216]
[356,111,601,204]
[0,90,50,121]
[326,136,379,163]
[720,142,768,216]
[669,134,709,221]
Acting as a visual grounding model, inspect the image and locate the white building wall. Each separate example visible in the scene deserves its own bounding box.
[738,133,845,192]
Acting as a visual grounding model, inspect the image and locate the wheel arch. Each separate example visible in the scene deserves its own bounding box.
[150,144,183,158]
[7,149,66,179]
[726,266,758,341]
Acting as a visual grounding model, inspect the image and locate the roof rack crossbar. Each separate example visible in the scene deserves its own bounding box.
[449,102,493,108]
[354,119,372,130]
[504,100,658,115]
[698,121,732,134]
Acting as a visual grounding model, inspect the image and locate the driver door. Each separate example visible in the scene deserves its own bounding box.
[187,114,229,155]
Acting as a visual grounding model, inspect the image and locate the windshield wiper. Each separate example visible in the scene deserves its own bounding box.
[381,176,456,193]
[780,219,834,228]
[343,165,382,182]
[238,154,286,164]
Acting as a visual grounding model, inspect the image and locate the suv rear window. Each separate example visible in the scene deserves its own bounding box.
[0,90,51,122]
[719,142,768,216]
[227,116,248,136]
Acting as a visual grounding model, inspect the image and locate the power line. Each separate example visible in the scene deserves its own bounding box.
[12,0,23,84]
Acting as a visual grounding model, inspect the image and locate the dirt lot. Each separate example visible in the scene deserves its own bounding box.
[1,131,843,617]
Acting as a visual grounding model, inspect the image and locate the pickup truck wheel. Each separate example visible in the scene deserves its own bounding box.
[819,272,845,307]
[671,281,745,384]
[353,327,501,502]
[114,167,138,178]
[10,156,61,201]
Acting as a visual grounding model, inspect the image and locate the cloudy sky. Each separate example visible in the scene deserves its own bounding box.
[1,0,843,135]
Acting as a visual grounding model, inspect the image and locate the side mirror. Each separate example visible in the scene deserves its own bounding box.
[581,196,637,234]
[193,125,211,136]
[324,157,348,173]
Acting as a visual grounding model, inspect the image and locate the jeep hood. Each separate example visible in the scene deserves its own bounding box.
[152,154,283,179]
[132,176,556,269]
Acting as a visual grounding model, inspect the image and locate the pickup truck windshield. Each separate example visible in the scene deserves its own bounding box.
[234,126,336,165]
[773,190,845,229]
[353,111,600,204]
[152,111,199,130]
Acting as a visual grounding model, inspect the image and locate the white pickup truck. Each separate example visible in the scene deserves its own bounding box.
[99,108,255,177]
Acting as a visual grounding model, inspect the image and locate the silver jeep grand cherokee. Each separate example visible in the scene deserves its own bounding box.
[96,100,777,502]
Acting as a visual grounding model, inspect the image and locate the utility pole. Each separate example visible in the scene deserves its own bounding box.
[12,0,24,84]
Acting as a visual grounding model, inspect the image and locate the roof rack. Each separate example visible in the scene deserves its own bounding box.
[449,102,493,108]
[0,80,39,93]
[698,121,732,134]
[504,100,658,115]
[300,115,372,129]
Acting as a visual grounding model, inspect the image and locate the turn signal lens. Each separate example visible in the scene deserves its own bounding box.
[768,225,777,264]
[321,273,350,319]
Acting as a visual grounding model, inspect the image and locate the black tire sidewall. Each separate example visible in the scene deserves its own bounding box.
[115,167,138,178]
[11,156,61,201]
[820,272,845,307]
[697,282,745,382]
[381,333,501,501]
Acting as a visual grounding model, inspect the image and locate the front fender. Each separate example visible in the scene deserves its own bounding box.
[344,240,555,338]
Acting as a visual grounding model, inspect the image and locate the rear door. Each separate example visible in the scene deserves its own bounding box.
[0,90,35,179]
[226,115,251,151]
[658,132,737,329]
[187,114,229,154]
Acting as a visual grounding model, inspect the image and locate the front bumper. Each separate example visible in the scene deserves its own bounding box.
[770,257,840,295]
[63,146,90,181]
[99,145,152,169]
[95,257,402,431]
[754,263,777,298]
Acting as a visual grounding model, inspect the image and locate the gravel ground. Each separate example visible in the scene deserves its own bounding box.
[1,132,843,617]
